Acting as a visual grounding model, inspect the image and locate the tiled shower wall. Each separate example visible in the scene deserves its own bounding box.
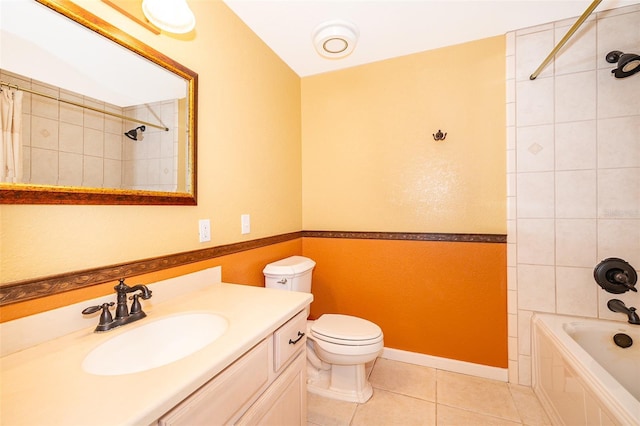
[123,101,179,192]
[1,69,126,188]
[1,69,178,191]
[506,4,640,385]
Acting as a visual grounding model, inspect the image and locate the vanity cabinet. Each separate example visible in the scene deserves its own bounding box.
[157,309,308,425]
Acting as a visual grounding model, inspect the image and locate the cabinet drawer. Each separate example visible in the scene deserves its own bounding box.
[159,339,269,426]
[273,309,307,372]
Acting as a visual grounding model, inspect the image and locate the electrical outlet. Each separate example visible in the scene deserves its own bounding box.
[198,219,211,242]
[241,214,250,234]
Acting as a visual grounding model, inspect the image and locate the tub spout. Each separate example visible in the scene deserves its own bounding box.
[607,299,640,325]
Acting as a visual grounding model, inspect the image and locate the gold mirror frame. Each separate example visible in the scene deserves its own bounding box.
[0,0,197,205]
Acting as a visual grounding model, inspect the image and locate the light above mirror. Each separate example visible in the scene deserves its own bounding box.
[142,0,196,34]
[0,0,198,205]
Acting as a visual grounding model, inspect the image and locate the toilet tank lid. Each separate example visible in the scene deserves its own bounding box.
[263,256,316,277]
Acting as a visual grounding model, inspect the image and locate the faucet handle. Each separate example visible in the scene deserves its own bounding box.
[82,302,115,326]
[129,294,143,314]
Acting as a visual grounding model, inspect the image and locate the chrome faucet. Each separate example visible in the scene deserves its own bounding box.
[82,278,152,332]
[607,299,640,325]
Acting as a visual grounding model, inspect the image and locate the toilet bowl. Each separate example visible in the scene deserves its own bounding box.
[263,256,384,403]
[306,314,383,403]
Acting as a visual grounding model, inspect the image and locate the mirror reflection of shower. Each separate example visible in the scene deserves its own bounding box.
[125,125,146,141]
[606,50,640,78]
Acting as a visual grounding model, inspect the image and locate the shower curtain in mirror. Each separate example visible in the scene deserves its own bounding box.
[0,88,23,183]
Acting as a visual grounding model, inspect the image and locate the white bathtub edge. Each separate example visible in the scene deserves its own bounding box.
[381,347,508,382]
[532,313,640,426]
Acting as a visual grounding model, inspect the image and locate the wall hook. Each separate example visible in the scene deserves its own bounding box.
[433,130,447,141]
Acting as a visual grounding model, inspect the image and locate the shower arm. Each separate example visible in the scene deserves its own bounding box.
[529,0,602,80]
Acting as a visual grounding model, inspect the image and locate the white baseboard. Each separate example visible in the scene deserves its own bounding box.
[381,347,509,382]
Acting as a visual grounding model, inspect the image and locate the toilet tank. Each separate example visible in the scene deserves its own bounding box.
[263,256,316,293]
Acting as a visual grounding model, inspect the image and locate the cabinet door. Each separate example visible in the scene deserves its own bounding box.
[236,350,306,426]
[159,339,270,426]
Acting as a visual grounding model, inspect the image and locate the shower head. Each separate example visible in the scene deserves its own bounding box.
[606,50,640,78]
[124,125,146,141]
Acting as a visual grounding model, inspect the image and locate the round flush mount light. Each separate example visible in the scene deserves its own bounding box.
[142,0,196,34]
[312,20,359,59]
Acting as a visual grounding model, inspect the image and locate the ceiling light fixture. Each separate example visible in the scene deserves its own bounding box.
[312,20,359,59]
[142,0,195,34]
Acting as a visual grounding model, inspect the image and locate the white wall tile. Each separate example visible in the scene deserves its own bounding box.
[516,172,555,218]
[555,71,596,122]
[59,122,83,154]
[508,336,518,360]
[30,148,58,185]
[516,29,554,81]
[31,116,58,150]
[597,68,640,118]
[508,313,518,337]
[83,155,103,187]
[517,219,555,265]
[517,310,533,355]
[597,219,640,265]
[508,360,519,384]
[516,125,554,172]
[556,266,598,317]
[597,116,640,168]
[104,159,122,189]
[596,10,640,67]
[554,21,596,75]
[58,152,83,187]
[516,78,554,126]
[556,219,597,267]
[517,264,556,312]
[84,128,104,157]
[597,168,640,219]
[511,5,640,387]
[518,355,532,386]
[508,289,518,314]
[555,120,596,170]
[555,170,596,218]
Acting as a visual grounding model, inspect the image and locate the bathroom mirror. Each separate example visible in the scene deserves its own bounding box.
[0,0,197,205]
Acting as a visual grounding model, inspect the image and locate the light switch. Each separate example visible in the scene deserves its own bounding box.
[241,214,250,234]
[198,219,211,242]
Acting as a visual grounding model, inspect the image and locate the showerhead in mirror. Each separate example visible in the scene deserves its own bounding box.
[125,125,146,141]
[606,50,640,78]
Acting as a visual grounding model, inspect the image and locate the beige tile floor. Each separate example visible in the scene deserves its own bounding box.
[307,357,552,426]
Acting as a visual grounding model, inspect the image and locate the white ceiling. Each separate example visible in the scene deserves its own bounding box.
[223,0,640,77]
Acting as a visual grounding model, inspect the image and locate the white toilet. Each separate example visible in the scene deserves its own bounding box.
[263,256,383,403]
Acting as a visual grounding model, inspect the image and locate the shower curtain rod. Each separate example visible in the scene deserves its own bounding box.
[530,0,602,80]
[0,80,169,131]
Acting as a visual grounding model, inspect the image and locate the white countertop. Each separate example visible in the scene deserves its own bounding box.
[0,281,312,425]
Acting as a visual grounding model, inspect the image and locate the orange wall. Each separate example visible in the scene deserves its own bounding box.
[2,236,506,369]
[0,240,301,322]
[302,237,507,368]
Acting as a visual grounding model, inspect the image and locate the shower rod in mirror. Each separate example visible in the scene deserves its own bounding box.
[0,80,169,131]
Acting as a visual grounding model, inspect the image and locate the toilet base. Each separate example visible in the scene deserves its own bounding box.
[307,360,375,403]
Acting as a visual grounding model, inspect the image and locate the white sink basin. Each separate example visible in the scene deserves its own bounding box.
[82,312,228,376]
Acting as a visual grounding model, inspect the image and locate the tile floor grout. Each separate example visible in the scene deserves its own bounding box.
[307,357,552,426]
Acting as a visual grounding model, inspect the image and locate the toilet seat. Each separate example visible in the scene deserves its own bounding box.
[311,314,383,346]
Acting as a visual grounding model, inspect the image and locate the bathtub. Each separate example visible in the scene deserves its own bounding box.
[532,313,640,426]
